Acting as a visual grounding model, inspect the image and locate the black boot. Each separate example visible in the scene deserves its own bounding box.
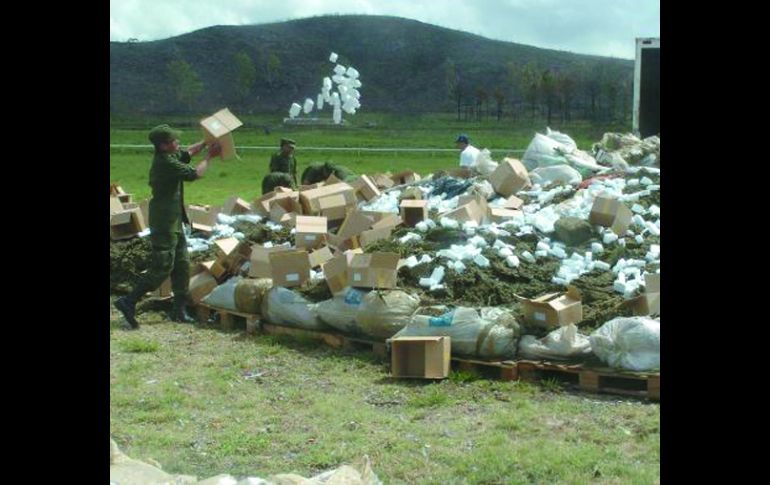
[171,297,196,324]
[114,296,140,329]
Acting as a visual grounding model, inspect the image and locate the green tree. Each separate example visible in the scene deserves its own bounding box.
[520,63,540,120]
[506,61,520,122]
[266,53,282,89]
[493,86,505,122]
[166,59,203,112]
[233,52,257,108]
[541,69,557,126]
[475,87,488,121]
[556,70,576,122]
[444,59,462,120]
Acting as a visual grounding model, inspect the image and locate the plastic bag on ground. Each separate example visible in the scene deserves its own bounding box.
[529,164,582,186]
[356,290,420,340]
[545,127,577,152]
[474,148,499,176]
[589,316,660,371]
[518,324,592,360]
[316,287,369,334]
[395,306,520,360]
[262,287,327,331]
[201,276,242,312]
[522,133,570,171]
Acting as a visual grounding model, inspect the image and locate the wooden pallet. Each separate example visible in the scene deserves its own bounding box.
[260,324,388,359]
[194,303,260,333]
[516,359,660,401]
[452,357,519,381]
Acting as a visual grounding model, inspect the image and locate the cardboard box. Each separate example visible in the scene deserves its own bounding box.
[223,196,252,215]
[372,173,395,189]
[391,170,421,186]
[269,198,299,226]
[371,214,403,231]
[629,273,660,316]
[213,237,251,277]
[400,199,429,227]
[210,260,228,280]
[189,271,217,303]
[110,196,124,214]
[308,246,334,269]
[441,200,486,225]
[490,158,531,196]
[337,210,375,240]
[589,195,633,235]
[253,190,298,217]
[200,108,243,161]
[269,250,310,287]
[187,204,219,234]
[322,249,363,294]
[350,175,381,202]
[325,173,343,185]
[249,245,291,278]
[299,182,325,191]
[109,208,146,240]
[489,208,524,224]
[109,184,126,197]
[503,195,524,210]
[518,287,583,328]
[295,215,328,249]
[447,167,473,179]
[391,336,451,379]
[318,193,354,222]
[139,199,150,226]
[348,252,400,289]
[299,183,356,215]
[326,232,361,252]
[358,226,393,248]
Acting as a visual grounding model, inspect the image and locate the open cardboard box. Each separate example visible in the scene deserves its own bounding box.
[252,190,298,217]
[300,183,356,215]
[110,207,146,241]
[200,108,243,161]
[391,336,451,379]
[628,273,660,316]
[249,244,292,278]
[222,196,252,216]
[517,286,583,328]
[399,199,429,227]
[371,173,395,189]
[589,195,633,236]
[391,171,421,186]
[441,199,486,225]
[322,248,364,294]
[308,246,334,269]
[295,215,328,250]
[350,175,381,202]
[337,210,375,240]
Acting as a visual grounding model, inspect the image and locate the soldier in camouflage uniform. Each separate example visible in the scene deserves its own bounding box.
[261,138,297,194]
[114,124,221,329]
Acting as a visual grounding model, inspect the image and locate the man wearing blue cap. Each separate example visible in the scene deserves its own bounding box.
[456,134,480,168]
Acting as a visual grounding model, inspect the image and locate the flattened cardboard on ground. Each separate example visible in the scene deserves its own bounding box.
[110,208,146,240]
[628,273,660,316]
[391,171,421,185]
[372,173,395,189]
[400,199,429,227]
[249,245,291,278]
[299,183,356,215]
[295,215,328,249]
[189,271,217,303]
[503,195,524,210]
[350,175,381,202]
[337,210,375,240]
[322,248,364,294]
[489,208,524,223]
[308,246,334,269]
[490,158,531,197]
[441,199,486,225]
[223,196,252,216]
[589,195,633,235]
[358,226,393,248]
[269,250,310,287]
[200,108,243,161]
[517,287,583,328]
[349,252,400,289]
[391,336,451,379]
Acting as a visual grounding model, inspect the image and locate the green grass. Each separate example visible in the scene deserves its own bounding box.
[110,304,659,483]
[110,112,629,206]
[118,336,160,353]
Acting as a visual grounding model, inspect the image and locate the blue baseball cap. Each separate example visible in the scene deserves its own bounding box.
[456,134,469,144]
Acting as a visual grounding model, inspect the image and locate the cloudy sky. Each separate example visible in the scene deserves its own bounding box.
[110,0,659,59]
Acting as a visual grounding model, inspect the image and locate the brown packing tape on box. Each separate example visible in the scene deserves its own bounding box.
[348,252,400,289]
[490,158,530,197]
[391,336,451,379]
[269,250,310,288]
[295,215,328,250]
[200,108,243,161]
[516,286,583,328]
[399,199,429,227]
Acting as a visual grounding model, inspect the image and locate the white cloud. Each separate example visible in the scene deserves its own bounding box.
[109,0,659,59]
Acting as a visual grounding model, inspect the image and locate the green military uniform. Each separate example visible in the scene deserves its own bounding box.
[115,124,199,329]
[301,161,356,185]
[261,138,297,194]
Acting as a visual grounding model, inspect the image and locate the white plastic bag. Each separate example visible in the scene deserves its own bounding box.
[475,149,499,176]
[518,324,591,360]
[545,127,577,152]
[589,317,660,371]
[522,133,569,171]
[356,290,420,339]
[201,276,241,311]
[262,287,327,330]
[529,164,583,186]
[316,287,368,334]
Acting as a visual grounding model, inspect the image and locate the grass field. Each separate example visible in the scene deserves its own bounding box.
[110,112,658,482]
[110,112,629,206]
[110,304,660,483]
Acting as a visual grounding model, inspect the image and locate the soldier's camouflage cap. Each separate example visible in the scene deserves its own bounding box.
[149,124,182,144]
[280,138,296,147]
